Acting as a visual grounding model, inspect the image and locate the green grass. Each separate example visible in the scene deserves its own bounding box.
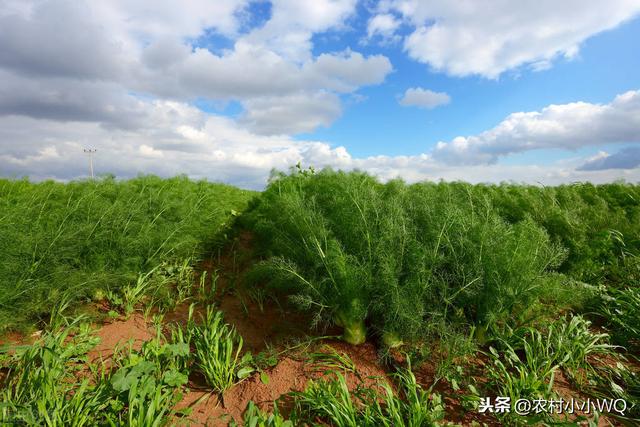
[598,286,640,351]
[0,175,254,332]
[287,360,444,426]
[186,305,253,393]
[235,361,444,427]
[0,315,183,426]
[232,401,292,427]
[1,319,104,425]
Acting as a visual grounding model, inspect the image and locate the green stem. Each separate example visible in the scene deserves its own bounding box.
[382,331,404,348]
[341,319,366,345]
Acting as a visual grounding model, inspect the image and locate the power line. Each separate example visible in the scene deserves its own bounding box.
[83,148,97,179]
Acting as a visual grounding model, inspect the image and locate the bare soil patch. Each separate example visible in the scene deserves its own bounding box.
[176,338,391,426]
[88,313,155,364]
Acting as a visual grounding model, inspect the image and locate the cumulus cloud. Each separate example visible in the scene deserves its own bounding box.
[366,13,401,43]
[97,0,250,39]
[0,71,149,129]
[245,0,357,62]
[0,0,248,79]
[350,155,640,186]
[0,0,390,135]
[380,0,640,77]
[134,43,392,101]
[310,50,393,92]
[1,1,639,188]
[240,92,342,135]
[433,90,640,165]
[577,147,640,170]
[399,87,450,109]
[2,92,639,189]
[0,0,127,79]
[0,100,340,188]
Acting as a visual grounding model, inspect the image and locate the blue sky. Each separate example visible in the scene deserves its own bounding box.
[305,15,640,159]
[0,1,639,188]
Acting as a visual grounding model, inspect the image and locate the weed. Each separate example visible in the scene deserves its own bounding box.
[251,347,279,371]
[548,315,616,371]
[290,372,367,426]
[599,286,640,350]
[232,401,293,427]
[107,357,181,427]
[198,269,217,303]
[589,359,640,421]
[121,268,158,317]
[486,325,566,418]
[188,305,252,393]
[309,345,358,375]
[0,321,104,425]
[485,317,617,424]
[150,257,198,311]
[372,362,445,427]
[289,358,444,426]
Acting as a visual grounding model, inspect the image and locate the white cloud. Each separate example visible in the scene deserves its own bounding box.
[0,1,129,79]
[352,155,640,186]
[0,70,149,128]
[578,146,640,170]
[135,45,392,101]
[433,90,640,165]
[92,0,250,39]
[309,50,393,92]
[141,37,191,70]
[0,96,364,188]
[139,144,164,158]
[399,87,450,109]
[366,13,401,42]
[2,93,639,189]
[0,0,391,135]
[240,92,342,135]
[242,0,357,62]
[381,0,640,77]
[0,1,639,188]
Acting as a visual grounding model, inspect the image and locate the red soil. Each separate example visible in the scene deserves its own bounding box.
[175,339,390,426]
[88,313,155,364]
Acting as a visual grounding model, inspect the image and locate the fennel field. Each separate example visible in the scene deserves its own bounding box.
[0,175,254,331]
[1,170,639,426]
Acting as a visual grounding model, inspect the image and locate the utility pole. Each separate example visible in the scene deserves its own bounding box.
[83,148,97,179]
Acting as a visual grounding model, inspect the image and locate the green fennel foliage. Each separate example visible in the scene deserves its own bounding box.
[0,175,254,332]
[245,169,568,345]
